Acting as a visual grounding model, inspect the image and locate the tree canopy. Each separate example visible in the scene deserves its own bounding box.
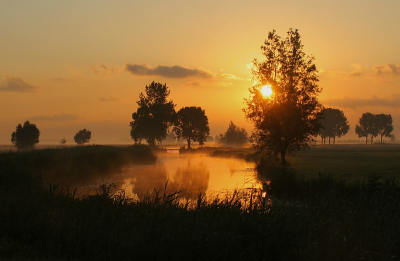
[11,121,40,150]
[318,108,350,145]
[243,29,322,164]
[355,113,393,144]
[130,82,176,147]
[217,121,248,147]
[173,106,210,149]
[74,129,91,145]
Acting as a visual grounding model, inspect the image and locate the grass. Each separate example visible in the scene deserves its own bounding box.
[1,144,400,260]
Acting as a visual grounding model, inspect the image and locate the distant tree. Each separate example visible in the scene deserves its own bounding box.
[74,129,91,145]
[60,138,67,145]
[162,132,177,145]
[355,113,379,144]
[11,121,40,150]
[173,106,210,149]
[390,134,396,143]
[218,121,248,146]
[376,114,393,143]
[130,82,176,147]
[318,108,350,145]
[206,135,214,143]
[243,29,322,164]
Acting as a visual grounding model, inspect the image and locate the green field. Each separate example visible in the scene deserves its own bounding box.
[288,144,400,180]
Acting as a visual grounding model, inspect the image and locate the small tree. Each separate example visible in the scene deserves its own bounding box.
[243,29,322,164]
[376,114,393,143]
[74,129,91,145]
[218,121,248,147]
[11,121,40,149]
[319,108,350,145]
[355,113,379,144]
[130,82,176,147]
[173,106,210,149]
[60,138,67,145]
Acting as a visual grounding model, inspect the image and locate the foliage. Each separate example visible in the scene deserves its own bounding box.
[60,138,67,144]
[173,106,210,149]
[217,121,248,146]
[130,82,176,147]
[74,129,91,145]
[244,29,322,164]
[11,121,40,150]
[318,108,350,144]
[376,113,393,143]
[355,113,393,144]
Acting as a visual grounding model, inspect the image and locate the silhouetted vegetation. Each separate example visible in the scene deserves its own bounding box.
[217,121,248,147]
[74,129,91,145]
[244,29,322,165]
[355,112,394,144]
[11,121,40,150]
[1,145,400,260]
[130,81,176,147]
[318,108,350,144]
[173,106,210,149]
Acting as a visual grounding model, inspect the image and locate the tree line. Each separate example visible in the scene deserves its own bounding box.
[8,29,396,166]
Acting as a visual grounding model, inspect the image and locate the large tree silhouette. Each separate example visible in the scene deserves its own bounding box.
[130,82,176,147]
[11,121,40,149]
[319,108,350,145]
[74,129,91,145]
[244,29,322,164]
[173,106,209,149]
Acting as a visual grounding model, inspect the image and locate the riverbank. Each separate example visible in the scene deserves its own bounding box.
[1,145,400,260]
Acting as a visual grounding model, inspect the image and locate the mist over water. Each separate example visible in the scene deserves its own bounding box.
[85,150,261,200]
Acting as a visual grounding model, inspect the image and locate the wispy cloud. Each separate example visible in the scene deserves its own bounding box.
[320,63,400,79]
[125,63,213,79]
[91,62,120,76]
[0,76,37,92]
[100,96,118,102]
[29,113,79,121]
[324,94,400,109]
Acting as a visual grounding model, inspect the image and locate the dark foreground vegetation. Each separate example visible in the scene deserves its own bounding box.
[1,145,400,260]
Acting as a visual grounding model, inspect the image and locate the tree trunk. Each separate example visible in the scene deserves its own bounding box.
[381,134,383,144]
[328,137,331,145]
[333,136,336,145]
[365,136,368,145]
[187,137,191,149]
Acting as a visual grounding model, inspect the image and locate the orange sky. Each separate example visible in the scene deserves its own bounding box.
[1,1,400,144]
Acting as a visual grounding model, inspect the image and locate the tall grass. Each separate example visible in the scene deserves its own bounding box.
[1,146,400,260]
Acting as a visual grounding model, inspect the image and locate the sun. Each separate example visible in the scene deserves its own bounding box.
[260,85,273,97]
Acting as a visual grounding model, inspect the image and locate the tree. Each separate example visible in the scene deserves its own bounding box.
[130,82,176,147]
[243,29,322,164]
[318,108,350,145]
[11,121,40,149]
[74,129,91,145]
[218,121,248,146]
[355,113,379,144]
[173,106,210,149]
[60,138,67,145]
[376,114,393,143]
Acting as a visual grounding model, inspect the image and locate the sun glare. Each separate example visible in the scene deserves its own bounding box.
[261,85,273,97]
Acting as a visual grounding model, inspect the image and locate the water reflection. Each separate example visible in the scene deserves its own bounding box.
[49,152,262,200]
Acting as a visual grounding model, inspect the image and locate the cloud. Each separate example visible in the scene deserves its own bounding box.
[324,94,400,109]
[29,113,79,121]
[125,63,213,78]
[0,76,37,92]
[321,63,400,79]
[373,64,400,77]
[91,62,120,76]
[100,96,118,102]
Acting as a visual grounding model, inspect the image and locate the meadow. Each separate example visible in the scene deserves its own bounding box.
[1,144,400,260]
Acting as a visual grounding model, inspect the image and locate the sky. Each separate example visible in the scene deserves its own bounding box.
[1,0,400,144]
